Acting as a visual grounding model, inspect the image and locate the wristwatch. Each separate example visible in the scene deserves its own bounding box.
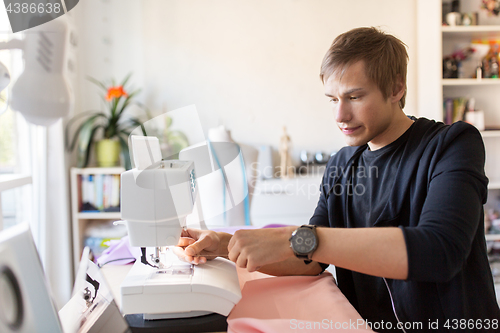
[289,225,318,264]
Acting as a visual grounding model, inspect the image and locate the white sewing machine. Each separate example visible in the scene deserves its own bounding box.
[119,136,241,320]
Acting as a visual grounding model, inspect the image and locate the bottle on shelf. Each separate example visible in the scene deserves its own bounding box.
[476,61,483,79]
[490,44,500,78]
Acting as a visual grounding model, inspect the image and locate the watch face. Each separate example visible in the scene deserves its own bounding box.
[291,228,317,254]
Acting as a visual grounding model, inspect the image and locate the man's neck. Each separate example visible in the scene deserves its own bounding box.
[368,111,414,151]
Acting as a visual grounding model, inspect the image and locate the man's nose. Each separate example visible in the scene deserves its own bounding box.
[335,101,352,124]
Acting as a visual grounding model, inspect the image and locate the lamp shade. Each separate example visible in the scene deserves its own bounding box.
[11,19,72,126]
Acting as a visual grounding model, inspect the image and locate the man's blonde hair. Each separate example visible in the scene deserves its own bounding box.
[320,27,408,109]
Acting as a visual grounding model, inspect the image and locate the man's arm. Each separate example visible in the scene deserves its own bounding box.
[178,227,325,276]
[253,227,408,278]
[227,226,408,279]
[399,125,487,282]
[177,225,408,278]
[312,227,408,279]
[258,256,324,276]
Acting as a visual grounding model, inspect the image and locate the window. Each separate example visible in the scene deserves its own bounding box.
[0,11,33,230]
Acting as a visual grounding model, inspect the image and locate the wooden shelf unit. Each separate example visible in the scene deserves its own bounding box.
[70,167,125,272]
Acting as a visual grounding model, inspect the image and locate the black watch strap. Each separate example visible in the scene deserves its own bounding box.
[294,252,310,260]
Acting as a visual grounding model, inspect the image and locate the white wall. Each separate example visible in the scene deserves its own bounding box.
[74,0,417,156]
[72,0,144,118]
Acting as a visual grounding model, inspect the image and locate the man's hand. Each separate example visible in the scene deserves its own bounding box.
[174,228,230,265]
[228,226,296,272]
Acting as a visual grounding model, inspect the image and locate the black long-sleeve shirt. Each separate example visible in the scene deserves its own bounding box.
[310,117,500,332]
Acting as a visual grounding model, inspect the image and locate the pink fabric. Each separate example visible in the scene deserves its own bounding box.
[228,269,374,333]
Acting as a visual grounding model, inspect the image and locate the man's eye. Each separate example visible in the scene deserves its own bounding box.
[350,96,358,100]
[329,98,338,104]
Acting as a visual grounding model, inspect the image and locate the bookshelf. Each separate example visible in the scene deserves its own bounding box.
[70,167,125,272]
[481,130,500,138]
[442,24,500,38]
[486,234,500,242]
[488,181,500,190]
[442,78,500,85]
[434,0,500,299]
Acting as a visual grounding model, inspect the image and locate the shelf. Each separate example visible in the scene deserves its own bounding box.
[72,167,125,175]
[442,25,500,38]
[442,25,500,33]
[77,212,121,220]
[488,182,500,190]
[486,234,500,241]
[442,78,500,86]
[481,130,500,138]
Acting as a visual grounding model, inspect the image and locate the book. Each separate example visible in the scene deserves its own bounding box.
[78,172,121,213]
[443,97,470,125]
[111,174,120,208]
[95,174,104,211]
[453,97,466,123]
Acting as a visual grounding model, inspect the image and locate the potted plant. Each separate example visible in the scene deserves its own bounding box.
[65,74,148,169]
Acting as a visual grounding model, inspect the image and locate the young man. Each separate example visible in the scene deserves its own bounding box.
[177,27,500,331]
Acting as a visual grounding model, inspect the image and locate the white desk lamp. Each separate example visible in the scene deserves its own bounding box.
[0,18,72,126]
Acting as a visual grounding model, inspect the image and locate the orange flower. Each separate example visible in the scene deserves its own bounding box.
[106,86,128,101]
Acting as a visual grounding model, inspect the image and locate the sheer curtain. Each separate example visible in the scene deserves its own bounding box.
[35,122,73,309]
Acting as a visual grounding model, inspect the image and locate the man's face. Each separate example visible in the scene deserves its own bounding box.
[324,61,398,149]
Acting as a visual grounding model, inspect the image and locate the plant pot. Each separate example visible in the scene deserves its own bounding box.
[96,139,121,167]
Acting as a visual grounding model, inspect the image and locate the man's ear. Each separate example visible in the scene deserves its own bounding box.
[390,76,405,104]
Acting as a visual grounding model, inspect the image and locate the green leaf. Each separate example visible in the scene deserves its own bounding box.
[81,125,104,168]
[111,95,120,117]
[118,133,132,170]
[116,90,141,118]
[137,103,153,119]
[165,115,173,128]
[65,111,101,149]
[119,117,146,135]
[86,76,107,91]
[67,113,107,152]
[120,73,133,89]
